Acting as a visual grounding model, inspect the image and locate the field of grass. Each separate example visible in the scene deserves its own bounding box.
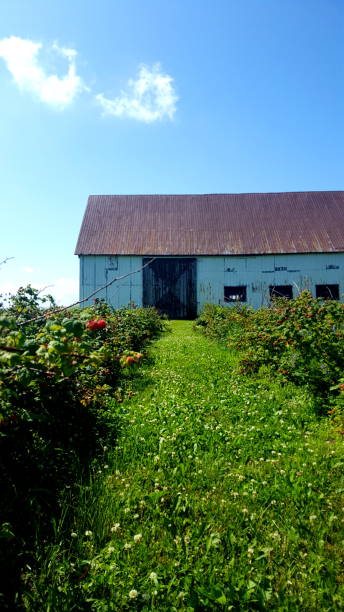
[24,321,344,611]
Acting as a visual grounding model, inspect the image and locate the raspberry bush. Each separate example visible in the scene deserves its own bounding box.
[0,288,166,606]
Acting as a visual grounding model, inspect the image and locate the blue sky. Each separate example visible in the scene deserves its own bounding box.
[0,0,343,304]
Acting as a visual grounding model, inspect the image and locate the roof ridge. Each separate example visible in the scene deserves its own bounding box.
[87,190,344,197]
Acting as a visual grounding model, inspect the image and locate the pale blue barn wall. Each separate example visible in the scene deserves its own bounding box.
[197,253,344,310]
[79,255,142,308]
[79,253,344,313]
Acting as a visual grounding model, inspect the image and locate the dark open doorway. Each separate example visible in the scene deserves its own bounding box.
[143,258,197,319]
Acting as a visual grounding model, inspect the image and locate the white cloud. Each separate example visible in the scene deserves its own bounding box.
[0,36,86,108]
[0,277,78,307]
[51,277,79,305]
[96,63,178,122]
[0,39,178,121]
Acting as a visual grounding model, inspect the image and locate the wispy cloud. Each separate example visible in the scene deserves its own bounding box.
[51,277,79,305]
[0,276,78,306]
[0,36,87,109]
[96,63,178,122]
[0,37,178,121]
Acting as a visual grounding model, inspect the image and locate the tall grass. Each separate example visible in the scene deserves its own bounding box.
[23,321,344,610]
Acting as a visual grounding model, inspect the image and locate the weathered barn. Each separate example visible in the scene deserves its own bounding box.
[75,191,344,318]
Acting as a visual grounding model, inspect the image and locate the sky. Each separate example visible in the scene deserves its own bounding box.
[0,0,343,305]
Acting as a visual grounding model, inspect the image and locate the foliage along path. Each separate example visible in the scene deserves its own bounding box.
[43,321,343,611]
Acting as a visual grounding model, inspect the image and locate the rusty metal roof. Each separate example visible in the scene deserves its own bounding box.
[75,191,344,256]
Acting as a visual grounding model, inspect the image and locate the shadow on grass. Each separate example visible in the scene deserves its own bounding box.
[0,358,158,611]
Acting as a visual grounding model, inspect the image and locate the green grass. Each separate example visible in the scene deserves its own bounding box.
[23,321,344,611]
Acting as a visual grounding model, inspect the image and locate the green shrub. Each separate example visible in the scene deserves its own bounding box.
[0,288,166,608]
[197,292,344,398]
[195,302,253,340]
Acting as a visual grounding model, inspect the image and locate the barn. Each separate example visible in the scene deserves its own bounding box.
[75,191,344,318]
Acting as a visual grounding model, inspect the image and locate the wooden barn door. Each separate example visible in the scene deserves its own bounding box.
[143,258,197,319]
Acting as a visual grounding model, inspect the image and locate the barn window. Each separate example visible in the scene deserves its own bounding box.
[224,286,247,302]
[316,284,339,300]
[106,256,118,270]
[269,285,293,299]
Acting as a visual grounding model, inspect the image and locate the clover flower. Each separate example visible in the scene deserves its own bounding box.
[133,533,142,542]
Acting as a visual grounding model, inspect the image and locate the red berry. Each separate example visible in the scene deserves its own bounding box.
[86,320,99,331]
[97,319,106,329]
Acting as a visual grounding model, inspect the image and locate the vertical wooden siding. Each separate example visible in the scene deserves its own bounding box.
[143,258,197,319]
[79,253,344,312]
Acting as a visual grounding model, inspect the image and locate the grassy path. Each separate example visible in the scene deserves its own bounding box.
[30,321,343,611]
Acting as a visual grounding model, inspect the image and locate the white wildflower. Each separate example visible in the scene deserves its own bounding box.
[149,572,158,583]
[133,533,142,542]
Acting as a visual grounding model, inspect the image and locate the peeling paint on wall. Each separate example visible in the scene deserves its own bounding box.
[79,252,344,314]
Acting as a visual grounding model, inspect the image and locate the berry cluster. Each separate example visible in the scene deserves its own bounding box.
[119,351,143,367]
[86,319,107,331]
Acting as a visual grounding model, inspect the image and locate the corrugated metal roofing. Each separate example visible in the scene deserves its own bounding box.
[75,191,344,256]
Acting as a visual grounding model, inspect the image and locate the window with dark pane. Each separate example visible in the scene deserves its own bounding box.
[269,285,293,299]
[224,286,247,302]
[315,284,339,300]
